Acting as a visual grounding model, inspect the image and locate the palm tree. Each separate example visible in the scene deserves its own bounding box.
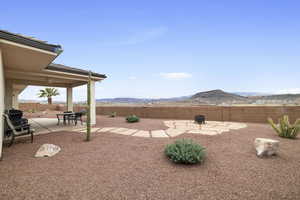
[38,88,60,104]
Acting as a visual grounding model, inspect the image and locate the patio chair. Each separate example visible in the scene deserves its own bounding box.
[195,115,206,124]
[6,109,28,127]
[64,111,73,124]
[56,111,73,125]
[3,113,34,147]
[68,110,86,125]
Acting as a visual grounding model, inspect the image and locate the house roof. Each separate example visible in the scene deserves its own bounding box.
[47,63,107,79]
[0,29,107,81]
[0,30,62,53]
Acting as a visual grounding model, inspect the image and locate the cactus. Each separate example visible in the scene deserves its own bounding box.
[86,71,92,141]
[268,115,300,139]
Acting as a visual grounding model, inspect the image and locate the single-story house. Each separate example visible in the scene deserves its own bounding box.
[0,30,107,158]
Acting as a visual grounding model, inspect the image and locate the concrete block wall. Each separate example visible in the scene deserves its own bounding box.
[18,103,300,124]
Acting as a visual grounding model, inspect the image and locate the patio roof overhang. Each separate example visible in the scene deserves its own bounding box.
[0,29,106,159]
[0,30,107,88]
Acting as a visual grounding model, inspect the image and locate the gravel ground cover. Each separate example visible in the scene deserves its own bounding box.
[1,116,300,200]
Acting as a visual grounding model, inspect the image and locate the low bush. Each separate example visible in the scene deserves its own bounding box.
[109,112,117,118]
[28,109,36,113]
[165,139,205,164]
[126,115,140,123]
[268,115,300,139]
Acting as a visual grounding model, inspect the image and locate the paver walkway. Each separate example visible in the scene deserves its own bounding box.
[72,120,247,138]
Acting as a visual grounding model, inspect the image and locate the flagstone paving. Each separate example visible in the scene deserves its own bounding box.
[151,130,169,138]
[71,120,247,138]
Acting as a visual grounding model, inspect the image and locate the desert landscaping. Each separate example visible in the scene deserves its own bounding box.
[2,2,300,199]
[1,111,300,200]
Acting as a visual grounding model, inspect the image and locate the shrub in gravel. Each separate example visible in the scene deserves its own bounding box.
[165,139,205,164]
[109,112,117,118]
[268,115,300,139]
[126,115,140,123]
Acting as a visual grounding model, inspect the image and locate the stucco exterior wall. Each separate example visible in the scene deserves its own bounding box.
[0,48,5,159]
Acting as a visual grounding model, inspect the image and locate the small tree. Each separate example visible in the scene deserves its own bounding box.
[86,71,92,141]
[38,88,59,104]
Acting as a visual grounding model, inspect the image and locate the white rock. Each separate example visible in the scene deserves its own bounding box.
[35,144,61,158]
[254,138,279,157]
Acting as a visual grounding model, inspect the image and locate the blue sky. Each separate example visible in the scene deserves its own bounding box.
[1,0,300,101]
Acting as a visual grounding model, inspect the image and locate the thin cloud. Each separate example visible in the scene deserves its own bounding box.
[104,26,168,46]
[276,88,300,94]
[159,72,192,80]
[129,76,137,80]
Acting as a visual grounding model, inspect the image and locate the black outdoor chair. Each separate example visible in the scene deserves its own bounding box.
[3,109,34,147]
[194,115,206,124]
[64,111,73,124]
[68,110,86,125]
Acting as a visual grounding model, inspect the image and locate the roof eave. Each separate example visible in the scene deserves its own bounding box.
[46,64,107,80]
[0,30,63,54]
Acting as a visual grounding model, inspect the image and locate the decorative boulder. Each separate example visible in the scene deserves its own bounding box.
[35,144,61,158]
[254,138,279,157]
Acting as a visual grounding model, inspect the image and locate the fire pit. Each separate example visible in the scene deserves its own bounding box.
[194,115,206,124]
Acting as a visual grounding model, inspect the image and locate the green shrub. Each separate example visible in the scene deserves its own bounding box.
[109,112,117,118]
[28,109,36,113]
[126,114,140,123]
[268,115,300,139]
[165,139,206,164]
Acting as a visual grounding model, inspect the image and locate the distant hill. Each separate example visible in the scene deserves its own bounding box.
[96,96,190,104]
[189,89,248,104]
[94,90,300,105]
[248,93,300,104]
[20,89,300,105]
[234,92,272,97]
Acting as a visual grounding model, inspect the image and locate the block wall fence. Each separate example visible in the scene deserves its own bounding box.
[19,103,300,123]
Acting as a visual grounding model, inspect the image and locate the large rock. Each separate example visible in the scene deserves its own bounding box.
[254,138,279,157]
[35,144,61,158]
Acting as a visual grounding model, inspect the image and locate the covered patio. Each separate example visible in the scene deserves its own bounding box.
[0,30,107,158]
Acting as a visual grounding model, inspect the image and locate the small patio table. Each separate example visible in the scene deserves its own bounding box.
[56,112,75,125]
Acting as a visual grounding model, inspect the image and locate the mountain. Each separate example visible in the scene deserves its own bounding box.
[97,98,152,103]
[19,89,300,105]
[95,90,249,105]
[234,92,272,97]
[95,90,300,105]
[96,96,190,104]
[189,89,248,104]
[248,93,300,104]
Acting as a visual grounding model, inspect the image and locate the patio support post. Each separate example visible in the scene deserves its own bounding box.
[12,91,19,109]
[67,87,73,112]
[0,48,5,159]
[87,80,96,125]
[5,80,13,110]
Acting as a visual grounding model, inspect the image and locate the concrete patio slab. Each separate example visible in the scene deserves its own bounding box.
[69,119,247,138]
[122,129,138,135]
[113,128,136,135]
[188,129,219,135]
[98,127,118,132]
[151,130,169,138]
[165,128,185,137]
[79,127,100,133]
[111,128,131,135]
[29,118,84,135]
[132,130,150,137]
